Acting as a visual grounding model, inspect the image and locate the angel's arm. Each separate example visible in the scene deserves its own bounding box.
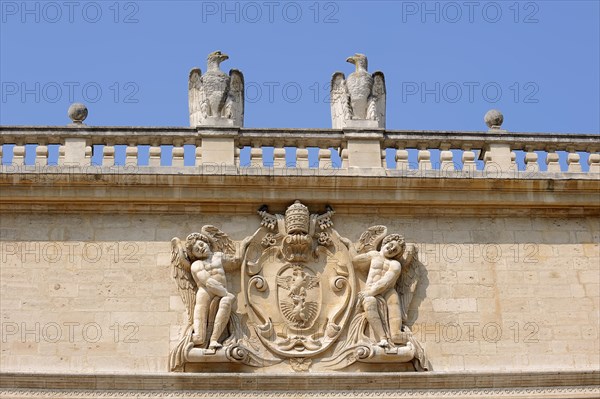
[352,252,373,269]
[204,278,229,297]
[222,235,253,269]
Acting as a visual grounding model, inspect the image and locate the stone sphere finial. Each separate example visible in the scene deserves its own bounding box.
[68,103,88,124]
[484,109,503,129]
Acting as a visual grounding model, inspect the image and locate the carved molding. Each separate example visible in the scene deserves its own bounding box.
[2,386,599,399]
[2,172,598,217]
[2,371,598,396]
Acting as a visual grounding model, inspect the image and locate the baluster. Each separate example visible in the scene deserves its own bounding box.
[461,145,476,173]
[250,146,262,167]
[273,147,286,168]
[588,152,600,174]
[395,147,409,172]
[545,147,561,172]
[524,145,539,172]
[103,144,115,167]
[379,149,387,169]
[319,149,332,169]
[566,146,582,172]
[35,144,48,166]
[0,146,3,165]
[125,143,138,166]
[297,147,309,169]
[417,143,431,170]
[149,145,161,167]
[439,143,454,171]
[340,148,348,169]
[12,144,25,166]
[172,140,185,167]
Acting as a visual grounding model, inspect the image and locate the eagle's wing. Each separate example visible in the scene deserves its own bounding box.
[330,72,351,129]
[171,237,197,325]
[201,225,235,255]
[189,68,207,127]
[396,244,421,328]
[304,302,319,322]
[227,69,244,126]
[305,275,320,290]
[276,275,293,290]
[356,225,388,253]
[280,300,295,320]
[368,71,386,128]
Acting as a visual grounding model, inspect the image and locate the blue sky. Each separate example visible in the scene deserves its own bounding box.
[1,0,599,134]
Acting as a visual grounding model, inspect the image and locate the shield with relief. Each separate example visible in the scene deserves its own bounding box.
[241,202,355,359]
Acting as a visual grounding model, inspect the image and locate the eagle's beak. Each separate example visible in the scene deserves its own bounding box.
[221,54,229,61]
[346,56,355,63]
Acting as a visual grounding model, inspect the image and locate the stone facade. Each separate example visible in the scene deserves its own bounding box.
[1,119,599,396]
[1,211,598,373]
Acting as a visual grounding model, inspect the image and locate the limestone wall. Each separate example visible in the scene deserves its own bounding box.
[1,212,598,373]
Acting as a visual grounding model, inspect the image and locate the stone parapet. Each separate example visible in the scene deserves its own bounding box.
[0,126,598,177]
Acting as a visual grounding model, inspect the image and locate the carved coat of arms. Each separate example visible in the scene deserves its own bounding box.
[169,201,430,372]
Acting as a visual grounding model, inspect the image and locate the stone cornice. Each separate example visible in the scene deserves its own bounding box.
[1,169,598,216]
[1,371,599,398]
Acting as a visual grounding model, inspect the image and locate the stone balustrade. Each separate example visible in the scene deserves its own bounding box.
[0,125,598,178]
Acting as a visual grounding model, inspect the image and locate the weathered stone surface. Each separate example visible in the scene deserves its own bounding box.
[189,51,244,127]
[1,210,598,374]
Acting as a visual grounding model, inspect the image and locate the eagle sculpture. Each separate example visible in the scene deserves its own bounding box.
[188,51,244,127]
[330,53,386,129]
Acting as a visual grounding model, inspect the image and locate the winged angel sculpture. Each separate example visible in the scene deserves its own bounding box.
[329,225,431,371]
[169,225,249,370]
[330,53,386,128]
[188,51,244,127]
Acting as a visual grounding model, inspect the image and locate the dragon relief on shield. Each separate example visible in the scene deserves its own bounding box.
[169,201,431,372]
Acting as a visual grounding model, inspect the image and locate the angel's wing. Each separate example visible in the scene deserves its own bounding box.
[396,244,422,328]
[330,72,351,129]
[367,71,386,128]
[189,68,206,127]
[227,69,244,126]
[201,225,235,255]
[171,237,197,325]
[276,275,292,290]
[356,225,388,253]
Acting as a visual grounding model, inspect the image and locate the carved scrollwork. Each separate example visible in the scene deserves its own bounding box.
[248,275,268,292]
[261,233,277,248]
[170,202,430,372]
